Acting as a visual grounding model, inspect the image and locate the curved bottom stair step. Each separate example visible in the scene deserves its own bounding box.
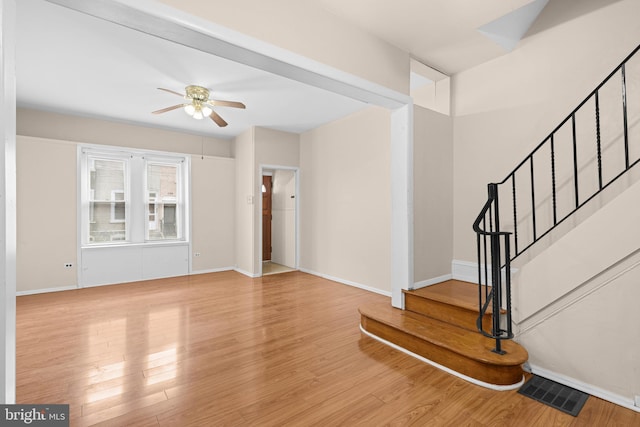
[359,302,528,387]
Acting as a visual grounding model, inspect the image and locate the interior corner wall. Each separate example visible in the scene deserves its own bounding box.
[413,106,453,285]
[300,106,391,293]
[156,0,410,95]
[451,0,640,263]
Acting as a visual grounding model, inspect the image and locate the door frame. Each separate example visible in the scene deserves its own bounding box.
[258,164,299,277]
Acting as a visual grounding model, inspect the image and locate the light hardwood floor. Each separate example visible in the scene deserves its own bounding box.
[16,271,640,426]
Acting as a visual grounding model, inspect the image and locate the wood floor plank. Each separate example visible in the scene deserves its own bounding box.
[16,271,640,426]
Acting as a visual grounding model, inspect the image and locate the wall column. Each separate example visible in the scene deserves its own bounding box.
[391,104,414,308]
[0,0,17,404]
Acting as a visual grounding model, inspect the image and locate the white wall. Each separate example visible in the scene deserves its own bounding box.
[452,0,640,262]
[413,106,453,286]
[450,0,640,408]
[300,106,391,294]
[17,108,233,158]
[271,169,296,268]
[156,0,410,94]
[16,136,77,293]
[191,155,236,273]
[233,128,255,276]
[515,178,640,407]
[16,111,237,292]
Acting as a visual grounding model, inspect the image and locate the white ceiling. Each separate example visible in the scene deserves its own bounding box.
[16,0,369,140]
[16,0,615,140]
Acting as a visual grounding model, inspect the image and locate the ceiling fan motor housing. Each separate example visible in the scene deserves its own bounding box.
[185,85,210,101]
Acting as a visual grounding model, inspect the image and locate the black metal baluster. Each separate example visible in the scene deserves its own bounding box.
[551,135,557,225]
[512,174,518,256]
[482,217,488,302]
[595,91,603,190]
[504,238,512,338]
[622,64,630,169]
[530,156,537,241]
[572,114,579,208]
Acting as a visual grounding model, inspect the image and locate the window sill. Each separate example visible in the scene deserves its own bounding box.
[82,240,188,250]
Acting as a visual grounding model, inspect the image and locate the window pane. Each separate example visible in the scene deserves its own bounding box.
[89,158,127,243]
[147,163,180,240]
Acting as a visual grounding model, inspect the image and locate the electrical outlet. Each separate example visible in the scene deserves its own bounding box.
[64,263,73,268]
[194,252,201,257]
[635,395,640,407]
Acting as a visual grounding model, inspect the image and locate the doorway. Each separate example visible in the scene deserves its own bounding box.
[261,167,298,276]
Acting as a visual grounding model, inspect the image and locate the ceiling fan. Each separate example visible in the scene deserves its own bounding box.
[152,85,246,127]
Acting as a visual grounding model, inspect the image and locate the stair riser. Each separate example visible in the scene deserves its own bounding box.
[405,294,492,332]
[361,315,523,386]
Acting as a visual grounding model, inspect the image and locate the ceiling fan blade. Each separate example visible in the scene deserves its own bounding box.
[152,104,186,114]
[206,100,246,109]
[157,87,186,98]
[209,111,228,127]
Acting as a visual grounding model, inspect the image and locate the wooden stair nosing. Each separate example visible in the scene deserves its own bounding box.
[359,303,528,367]
[361,314,524,386]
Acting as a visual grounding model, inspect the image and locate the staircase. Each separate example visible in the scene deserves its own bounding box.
[359,280,528,388]
[360,42,640,390]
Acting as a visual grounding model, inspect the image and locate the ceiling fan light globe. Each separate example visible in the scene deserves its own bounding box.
[201,105,213,117]
[184,104,196,116]
[193,110,204,120]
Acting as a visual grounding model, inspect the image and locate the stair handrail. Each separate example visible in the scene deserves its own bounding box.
[472,42,640,354]
[472,183,513,354]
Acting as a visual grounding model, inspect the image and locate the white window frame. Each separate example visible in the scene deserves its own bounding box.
[144,157,186,242]
[80,146,189,247]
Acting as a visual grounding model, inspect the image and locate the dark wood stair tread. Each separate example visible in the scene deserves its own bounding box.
[359,301,527,367]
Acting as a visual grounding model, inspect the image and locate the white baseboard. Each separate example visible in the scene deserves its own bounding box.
[234,267,261,278]
[191,267,234,275]
[412,273,452,290]
[529,363,640,413]
[452,259,479,283]
[299,267,392,297]
[16,285,78,296]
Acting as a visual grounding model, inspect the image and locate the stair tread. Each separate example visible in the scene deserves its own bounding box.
[404,280,500,314]
[359,301,528,366]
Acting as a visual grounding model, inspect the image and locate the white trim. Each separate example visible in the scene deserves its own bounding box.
[234,267,261,278]
[452,259,479,283]
[190,267,235,275]
[412,273,453,290]
[258,164,300,277]
[0,0,17,403]
[390,104,413,309]
[529,363,640,413]
[299,268,392,297]
[16,286,78,297]
[360,324,524,391]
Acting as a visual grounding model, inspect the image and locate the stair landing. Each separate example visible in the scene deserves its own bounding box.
[359,280,528,388]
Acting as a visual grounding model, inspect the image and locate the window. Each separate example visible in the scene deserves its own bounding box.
[81,147,188,246]
[146,161,182,241]
[87,156,128,243]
